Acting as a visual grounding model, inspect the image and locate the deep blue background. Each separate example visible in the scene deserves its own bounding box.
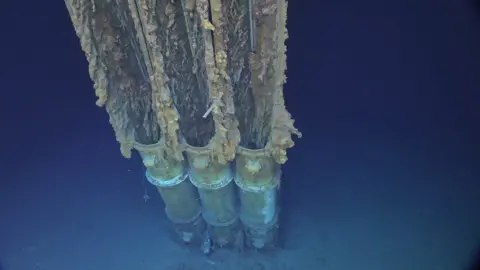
[0,1,479,270]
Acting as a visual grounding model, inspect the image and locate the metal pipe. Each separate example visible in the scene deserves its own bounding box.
[248,0,256,53]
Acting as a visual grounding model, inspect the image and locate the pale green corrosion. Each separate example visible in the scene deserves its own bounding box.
[185,143,239,246]
[235,146,280,249]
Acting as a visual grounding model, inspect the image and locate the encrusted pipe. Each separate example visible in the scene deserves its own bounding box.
[185,143,240,248]
[235,146,280,250]
[135,141,205,244]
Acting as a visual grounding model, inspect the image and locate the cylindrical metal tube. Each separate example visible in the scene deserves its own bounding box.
[135,141,205,244]
[148,170,199,223]
[235,146,280,250]
[185,144,240,247]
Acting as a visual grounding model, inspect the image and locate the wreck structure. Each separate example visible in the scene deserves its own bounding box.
[65,0,301,251]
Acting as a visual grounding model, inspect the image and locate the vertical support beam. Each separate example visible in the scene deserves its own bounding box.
[210,0,241,164]
[248,0,279,148]
[130,0,183,160]
[247,0,257,52]
[66,0,142,157]
[197,0,240,164]
[127,0,155,83]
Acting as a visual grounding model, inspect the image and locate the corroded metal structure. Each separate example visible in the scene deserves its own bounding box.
[65,0,300,251]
